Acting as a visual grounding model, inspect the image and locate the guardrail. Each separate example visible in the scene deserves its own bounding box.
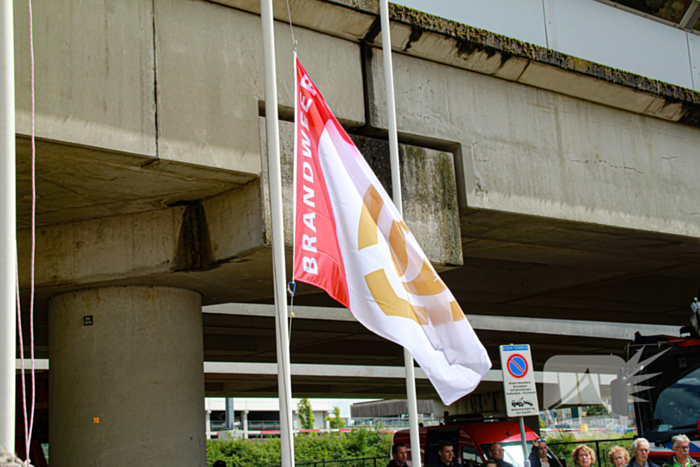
[210,427,401,440]
[263,456,389,467]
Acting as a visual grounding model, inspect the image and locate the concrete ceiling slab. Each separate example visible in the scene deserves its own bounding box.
[16,136,257,229]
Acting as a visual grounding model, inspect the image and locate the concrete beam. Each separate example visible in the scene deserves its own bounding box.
[208,0,700,127]
[211,0,377,41]
[260,119,463,267]
[22,358,618,385]
[15,137,253,229]
[155,0,365,173]
[18,130,459,297]
[13,0,156,156]
[367,49,700,238]
[203,303,680,340]
[17,181,264,291]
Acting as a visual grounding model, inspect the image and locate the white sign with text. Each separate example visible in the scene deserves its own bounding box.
[500,344,539,417]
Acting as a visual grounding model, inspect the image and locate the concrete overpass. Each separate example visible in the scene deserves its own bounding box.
[10,0,700,465]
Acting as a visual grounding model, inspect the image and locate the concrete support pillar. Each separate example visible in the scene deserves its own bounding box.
[48,286,205,467]
[205,410,212,440]
[242,410,249,439]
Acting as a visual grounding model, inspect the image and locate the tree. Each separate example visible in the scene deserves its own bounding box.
[326,406,346,429]
[298,398,315,430]
[585,404,608,416]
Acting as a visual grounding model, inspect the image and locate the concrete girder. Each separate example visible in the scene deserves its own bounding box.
[15,137,255,230]
[198,304,663,369]
[13,0,366,186]
[13,0,157,157]
[260,118,463,267]
[15,358,621,401]
[203,303,680,341]
[367,49,700,239]
[17,127,463,325]
[211,0,377,41]
[154,0,366,173]
[196,303,679,398]
[210,0,700,127]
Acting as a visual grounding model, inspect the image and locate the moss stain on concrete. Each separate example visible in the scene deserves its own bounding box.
[385,3,700,123]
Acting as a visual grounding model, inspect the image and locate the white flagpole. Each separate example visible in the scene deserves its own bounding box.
[260,1,295,466]
[378,1,422,465]
[0,0,16,454]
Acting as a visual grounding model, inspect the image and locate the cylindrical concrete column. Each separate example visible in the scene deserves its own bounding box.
[49,286,205,467]
[242,410,249,439]
[205,410,212,440]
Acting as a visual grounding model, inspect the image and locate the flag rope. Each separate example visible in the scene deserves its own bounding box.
[284,0,297,52]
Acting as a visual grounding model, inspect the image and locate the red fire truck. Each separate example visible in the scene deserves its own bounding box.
[629,299,700,463]
[392,414,542,467]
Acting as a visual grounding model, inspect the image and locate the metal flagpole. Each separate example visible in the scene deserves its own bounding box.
[260,1,295,466]
[0,0,16,454]
[379,0,422,465]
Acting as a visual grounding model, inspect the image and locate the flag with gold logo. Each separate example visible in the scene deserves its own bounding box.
[292,57,491,404]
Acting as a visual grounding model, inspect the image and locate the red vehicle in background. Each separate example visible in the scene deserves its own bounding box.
[392,414,541,467]
[628,299,700,464]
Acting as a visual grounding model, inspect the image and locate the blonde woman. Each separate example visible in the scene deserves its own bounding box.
[573,445,596,467]
[609,446,629,467]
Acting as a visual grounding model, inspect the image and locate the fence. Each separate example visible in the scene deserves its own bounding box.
[264,456,389,467]
[548,437,636,467]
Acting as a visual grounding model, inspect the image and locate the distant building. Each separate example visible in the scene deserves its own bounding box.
[205,398,333,439]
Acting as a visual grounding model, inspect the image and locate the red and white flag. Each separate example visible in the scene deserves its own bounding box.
[292,57,491,405]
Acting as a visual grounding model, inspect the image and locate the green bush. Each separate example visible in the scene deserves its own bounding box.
[326,406,346,429]
[207,428,392,467]
[298,399,315,431]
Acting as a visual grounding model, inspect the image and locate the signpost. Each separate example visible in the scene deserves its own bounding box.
[500,344,539,467]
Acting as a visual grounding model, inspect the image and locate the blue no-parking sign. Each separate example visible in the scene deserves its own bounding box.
[500,344,539,417]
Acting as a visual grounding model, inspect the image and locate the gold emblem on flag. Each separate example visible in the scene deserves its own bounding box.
[358,185,464,325]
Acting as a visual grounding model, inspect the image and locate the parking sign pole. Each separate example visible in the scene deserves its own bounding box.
[519,416,530,467]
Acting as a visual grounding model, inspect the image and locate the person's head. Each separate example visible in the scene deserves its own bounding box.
[490,443,504,461]
[213,461,227,467]
[672,435,691,463]
[438,440,455,464]
[393,443,408,466]
[631,438,650,465]
[608,446,630,467]
[537,440,548,459]
[485,460,499,467]
[573,445,596,467]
